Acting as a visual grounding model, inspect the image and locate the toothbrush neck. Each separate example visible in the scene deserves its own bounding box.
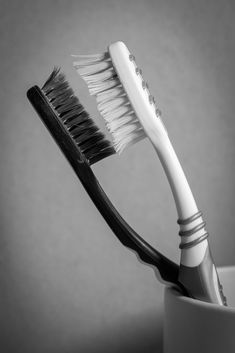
[153,137,198,220]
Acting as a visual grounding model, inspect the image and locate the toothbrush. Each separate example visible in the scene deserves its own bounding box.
[74,41,227,305]
[27,68,183,290]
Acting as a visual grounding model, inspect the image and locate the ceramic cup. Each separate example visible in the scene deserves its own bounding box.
[164,266,235,353]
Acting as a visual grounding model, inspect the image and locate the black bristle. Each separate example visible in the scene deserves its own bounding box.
[41,68,115,165]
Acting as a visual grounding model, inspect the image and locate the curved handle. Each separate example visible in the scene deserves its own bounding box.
[27,85,182,290]
[72,157,181,287]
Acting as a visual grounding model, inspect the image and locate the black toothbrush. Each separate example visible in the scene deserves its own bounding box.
[27,68,184,292]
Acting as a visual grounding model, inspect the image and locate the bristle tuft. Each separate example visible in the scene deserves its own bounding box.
[42,68,115,164]
[73,52,146,154]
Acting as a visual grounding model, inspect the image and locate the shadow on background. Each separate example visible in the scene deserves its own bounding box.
[65,310,163,353]
[1,304,163,353]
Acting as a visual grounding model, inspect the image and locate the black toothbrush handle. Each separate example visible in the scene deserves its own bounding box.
[27,86,183,290]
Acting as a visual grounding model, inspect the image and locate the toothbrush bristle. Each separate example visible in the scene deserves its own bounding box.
[41,68,115,165]
[73,53,146,154]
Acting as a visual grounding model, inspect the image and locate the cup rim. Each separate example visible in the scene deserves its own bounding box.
[165,266,235,314]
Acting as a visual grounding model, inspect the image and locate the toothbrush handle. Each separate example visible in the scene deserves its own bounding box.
[78,161,182,288]
[152,134,226,304]
[178,246,227,305]
[27,86,182,290]
[177,213,227,304]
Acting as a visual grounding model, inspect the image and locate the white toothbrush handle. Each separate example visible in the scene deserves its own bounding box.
[154,135,207,264]
[155,136,198,220]
[153,134,226,305]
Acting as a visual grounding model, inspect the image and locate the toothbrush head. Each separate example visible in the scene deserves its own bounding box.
[28,68,115,166]
[74,42,164,154]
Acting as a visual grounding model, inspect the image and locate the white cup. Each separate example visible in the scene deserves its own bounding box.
[164,266,235,353]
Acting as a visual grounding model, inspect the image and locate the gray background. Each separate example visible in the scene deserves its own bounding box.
[1,0,235,352]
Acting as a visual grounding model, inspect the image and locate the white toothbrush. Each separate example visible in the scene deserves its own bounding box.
[73,41,227,305]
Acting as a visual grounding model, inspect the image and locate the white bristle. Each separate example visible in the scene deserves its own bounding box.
[100,105,134,123]
[72,52,109,65]
[74,60,112,76]
[98,97,129,114]
[114,129,146,153]
[106,114,136,131]
[89,78,121,96]
[82,68,116,84]
[74,51,146,154]
[96,86,125,104]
